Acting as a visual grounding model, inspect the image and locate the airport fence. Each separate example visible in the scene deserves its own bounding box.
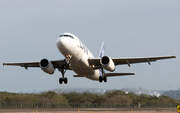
[0,102,178,109]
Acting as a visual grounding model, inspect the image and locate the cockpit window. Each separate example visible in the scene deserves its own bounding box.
[69,35,74,39]
[59,35,74,39]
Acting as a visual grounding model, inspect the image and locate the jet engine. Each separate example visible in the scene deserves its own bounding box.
[100,56,115,72]
[39,59,55,74]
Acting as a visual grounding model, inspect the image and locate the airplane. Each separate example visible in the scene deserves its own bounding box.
[3,33,177,84]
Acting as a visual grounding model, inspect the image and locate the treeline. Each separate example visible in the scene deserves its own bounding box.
[0,90,180,106]
[162,90,180,99]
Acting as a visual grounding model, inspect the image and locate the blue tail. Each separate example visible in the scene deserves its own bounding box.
[98,42,105,58]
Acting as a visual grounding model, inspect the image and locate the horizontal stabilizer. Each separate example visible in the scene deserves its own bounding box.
[105,73,135,77]
[73,75,84,77]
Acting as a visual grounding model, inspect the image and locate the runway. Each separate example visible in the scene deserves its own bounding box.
[0,108,177,113]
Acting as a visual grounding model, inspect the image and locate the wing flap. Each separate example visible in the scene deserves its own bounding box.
[106,73,135,77]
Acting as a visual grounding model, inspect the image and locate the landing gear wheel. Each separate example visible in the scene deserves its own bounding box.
[99,76,103,83]
[104,76,107,82]
[59,78,63,84]
[64,78,68,84]
[58,65,69,84]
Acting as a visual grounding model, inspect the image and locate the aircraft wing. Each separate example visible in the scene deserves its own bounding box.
[88,55,176,67]
[3,59,70,70]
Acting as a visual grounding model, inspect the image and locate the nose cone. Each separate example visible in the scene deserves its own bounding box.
[57,37,71,56]
[57,37,66,50]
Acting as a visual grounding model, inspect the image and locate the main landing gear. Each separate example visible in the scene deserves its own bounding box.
[58,54,72,84]
[99,68,107,83]
[58,66,68,84]
[99,76,107,83]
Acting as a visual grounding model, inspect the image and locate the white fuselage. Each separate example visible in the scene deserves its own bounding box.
[56,33,100,81]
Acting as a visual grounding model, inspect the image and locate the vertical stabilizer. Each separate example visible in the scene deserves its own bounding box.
[98,42,105,58]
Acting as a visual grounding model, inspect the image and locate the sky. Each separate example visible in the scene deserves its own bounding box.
[0,0,180,93]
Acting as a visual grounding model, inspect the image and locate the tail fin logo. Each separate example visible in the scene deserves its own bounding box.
[98,42,105,58]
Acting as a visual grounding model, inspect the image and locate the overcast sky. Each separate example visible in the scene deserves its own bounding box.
[0,0,179,93]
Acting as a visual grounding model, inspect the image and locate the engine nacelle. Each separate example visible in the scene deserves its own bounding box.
[39,59,55,74]
[100,56,115,72]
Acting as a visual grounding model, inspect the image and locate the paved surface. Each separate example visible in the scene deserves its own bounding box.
[0,108,177,112]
